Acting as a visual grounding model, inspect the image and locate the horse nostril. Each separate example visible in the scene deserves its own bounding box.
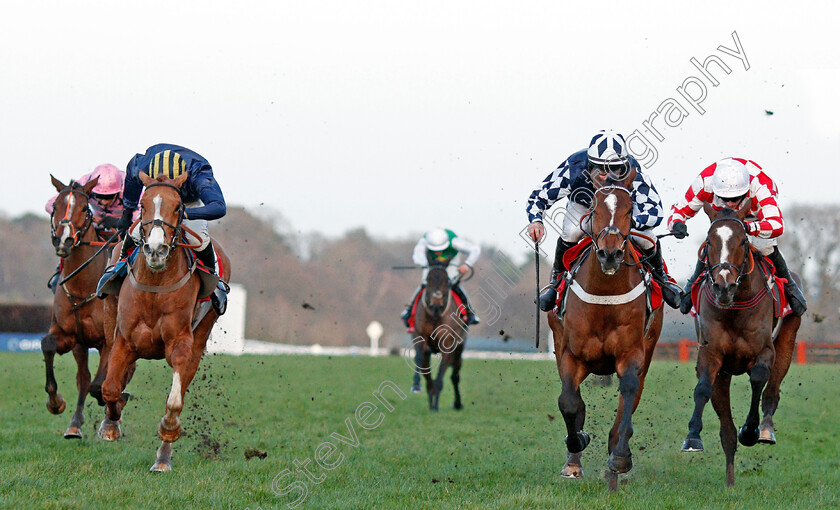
[596,249,606,259]
[615,249,624,260]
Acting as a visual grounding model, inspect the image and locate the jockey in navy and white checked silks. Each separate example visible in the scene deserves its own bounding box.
[526,138,664,245]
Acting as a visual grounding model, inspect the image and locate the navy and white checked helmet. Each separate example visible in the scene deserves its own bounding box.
[587,130,629,166]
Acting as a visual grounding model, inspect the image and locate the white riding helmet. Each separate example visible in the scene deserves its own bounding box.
[712,158,751,198]
[587,130,629,166]
[424,228,450,251]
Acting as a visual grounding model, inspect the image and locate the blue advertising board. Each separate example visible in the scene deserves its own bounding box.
[0,332,45,352]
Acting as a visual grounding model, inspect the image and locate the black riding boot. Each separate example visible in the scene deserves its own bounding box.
[680,258,706,314]
[452,284,479,325]
[47,264,60,294]
[401,285,424,328]
[766,247,807,316]
[197,242,228,315]
[642,241,682,309]
[538,239,577,312]
[96,236,137,299]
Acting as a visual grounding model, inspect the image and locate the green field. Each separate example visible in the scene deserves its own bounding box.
[1,352,838,509]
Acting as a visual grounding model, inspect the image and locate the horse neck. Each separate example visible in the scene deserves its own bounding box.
[577,246,639,294]
[60,227,105,291]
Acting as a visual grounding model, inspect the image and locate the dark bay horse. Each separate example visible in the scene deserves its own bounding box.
[42,175,115,438]
[547,185,664,490]
[681,201,801,486]
[413,263,468,411]
[97,172,231,472]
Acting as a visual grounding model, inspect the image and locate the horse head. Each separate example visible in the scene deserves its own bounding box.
[702,199,753,306]
[590,185,633,275]
[423,264,451,320]
[137,171,188,272]
[50,175,97,257]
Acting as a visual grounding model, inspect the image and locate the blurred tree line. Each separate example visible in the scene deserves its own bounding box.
[0,204,835,345]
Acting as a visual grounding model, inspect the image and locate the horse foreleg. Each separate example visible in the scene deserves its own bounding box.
[710,373,736,487]
[431,357,450,412]
[739,346,774,448]
[41,332,66,415]
[420,349,435,410]
[450,354,463,410]
[607,362,641,475]
[761,315,800,444]
[557,352,589,479]
[99,333,135,441]
[89,342,109,406]
[159,339,193,444]
[682,350,722,452]
[64,344,90,439]
[92,296,119,406]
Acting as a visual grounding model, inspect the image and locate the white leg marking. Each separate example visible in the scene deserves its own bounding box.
[167,372,182,410]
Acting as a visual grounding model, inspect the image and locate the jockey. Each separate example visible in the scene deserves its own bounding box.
[668,157,807,316]
[526,130,682,311]
[45,164,134,293]
[401,228,481,329]
[97,144,229,315]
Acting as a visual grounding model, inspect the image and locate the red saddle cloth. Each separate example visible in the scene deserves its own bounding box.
[689,254,790,318]
[555,238,664,310]
[407,289,467,333]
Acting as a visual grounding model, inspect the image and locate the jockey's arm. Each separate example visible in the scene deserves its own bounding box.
[746,174,784,239]
[668,171,712,230]
[412,238,429,267]
[630,171,664,231]
[184,173,226,221]
[452,237,480,268]
[526,160,573,224]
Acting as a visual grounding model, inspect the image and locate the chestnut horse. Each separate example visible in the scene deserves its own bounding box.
[42,175,120,438]
[681,201,801,486]
[97,172,231,472]
[547,185,664,490]
[413,263,468,411]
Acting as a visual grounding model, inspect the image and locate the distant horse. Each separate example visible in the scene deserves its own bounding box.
[97,172,231,472]
[547,185,664,491]
[680,200,801,486]
[42,175,118,438]
[413,262,468,411]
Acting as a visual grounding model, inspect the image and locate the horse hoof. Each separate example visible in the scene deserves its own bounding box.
[560,463,583,479]
[738,425,759,447]
[98,419,122,441]
[150,462,172,473]
[681,437,704,452]
[63,426,83,439]
[758,426,776,445]
[452,403,463,411]
[608,453,633,474]
[47,396,66,415]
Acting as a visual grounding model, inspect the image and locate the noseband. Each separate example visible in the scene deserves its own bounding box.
[703,218,755,289]
[138,182,185,261]
[51,187,93,249]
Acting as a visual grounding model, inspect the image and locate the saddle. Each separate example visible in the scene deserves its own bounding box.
[687,250,790,318]
[554,238,664,333]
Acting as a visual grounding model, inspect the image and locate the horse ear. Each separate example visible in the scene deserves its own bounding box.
[702,201,719,221]
[82,176,99,195]
[172,172,189,188]
[139,171,153,186]
[51,174,66,192]
[735,197,752,221]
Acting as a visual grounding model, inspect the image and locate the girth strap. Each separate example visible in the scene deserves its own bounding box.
[569,280,646,306]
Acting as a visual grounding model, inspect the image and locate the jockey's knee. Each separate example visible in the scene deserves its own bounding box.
[630,233,654,251]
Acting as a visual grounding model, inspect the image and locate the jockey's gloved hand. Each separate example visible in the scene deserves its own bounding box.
[116,208,134,232]
[672,221,688,239]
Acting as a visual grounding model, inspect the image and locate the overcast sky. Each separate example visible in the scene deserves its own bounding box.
[1,1,838,276]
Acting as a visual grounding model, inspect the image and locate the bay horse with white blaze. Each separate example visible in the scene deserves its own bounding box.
[548,185,664,490]
[41,175,126,438]
[413,262,468,411]
[98,172,231,472]
[681,200,801,486]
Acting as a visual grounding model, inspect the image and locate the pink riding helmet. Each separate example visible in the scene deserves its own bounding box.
[88,164,124,195]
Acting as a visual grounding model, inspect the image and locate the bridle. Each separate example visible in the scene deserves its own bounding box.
[702,217,755,289]
[587,185,632,258]
[50,186,93,249]
[137,182,185,262]
[422,264,452,317]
